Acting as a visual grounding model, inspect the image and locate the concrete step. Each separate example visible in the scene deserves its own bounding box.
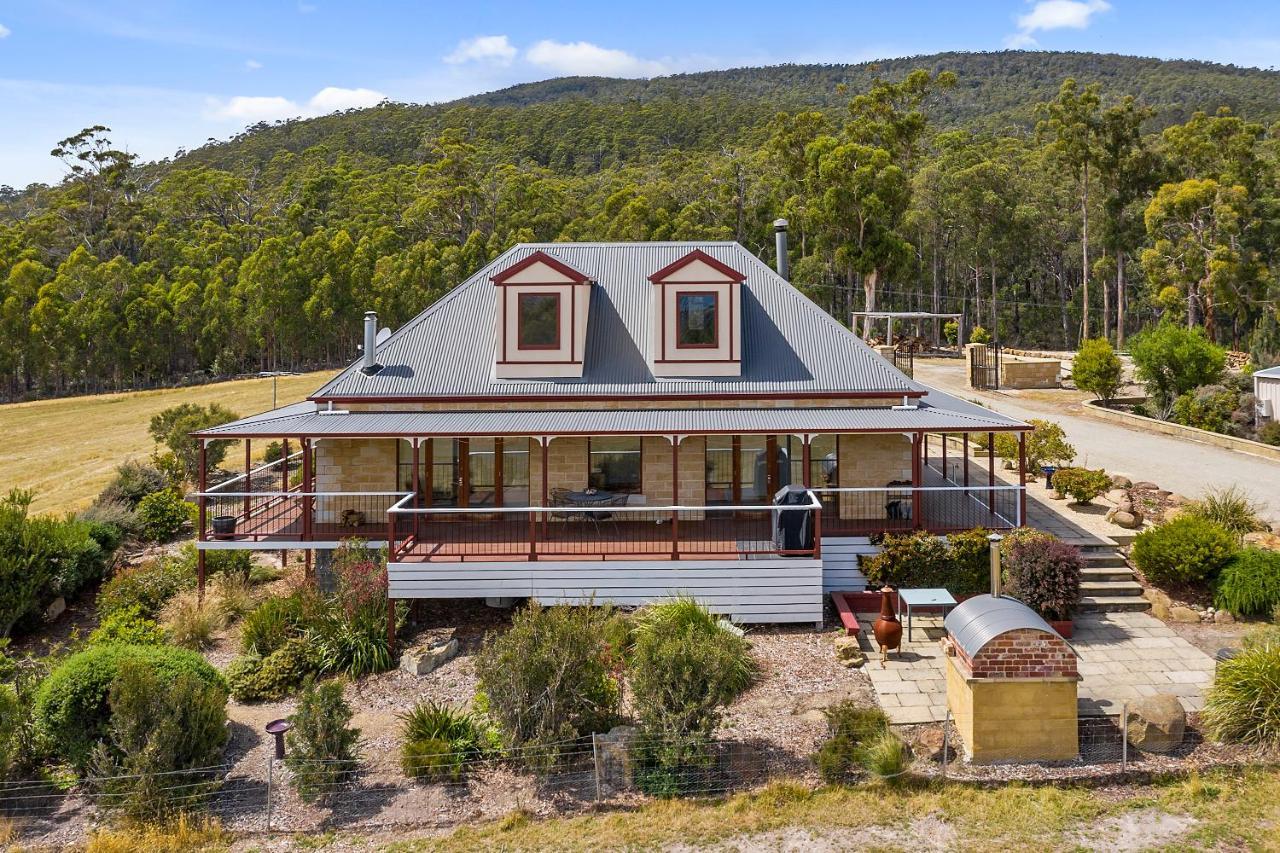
[1078,595,1152,612]
[1081,566,1136,583]
[1080,580,1145,596]
[1081,552,1129,568]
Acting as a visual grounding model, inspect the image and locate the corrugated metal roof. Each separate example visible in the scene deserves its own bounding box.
[1254,365,1280,379]
[312,242,924,400]
[944,594,1068,659]
[195,403,1025,438]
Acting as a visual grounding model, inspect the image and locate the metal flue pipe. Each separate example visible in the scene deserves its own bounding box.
[988,532,1004,597]
[774,218,790,280]
[361,311,380,374]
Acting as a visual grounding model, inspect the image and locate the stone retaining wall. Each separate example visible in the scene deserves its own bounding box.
[1085,400,1280,463]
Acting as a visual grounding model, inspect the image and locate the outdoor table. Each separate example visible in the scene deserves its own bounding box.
[897,587,958,642]
[565,490,615,506]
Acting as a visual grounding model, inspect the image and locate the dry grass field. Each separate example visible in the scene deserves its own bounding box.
[0,371,336,515]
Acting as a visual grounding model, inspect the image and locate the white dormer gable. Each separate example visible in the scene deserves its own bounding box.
[648,249,745,377]
[492,251,593,379]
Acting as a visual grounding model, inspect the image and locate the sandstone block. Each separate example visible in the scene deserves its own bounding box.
[596,725,640,789]
[1125,694,1185,753]
[400,638,459,676]
[1168,606,1200,624]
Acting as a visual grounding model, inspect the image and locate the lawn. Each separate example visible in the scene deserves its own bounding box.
[0,371,335,515]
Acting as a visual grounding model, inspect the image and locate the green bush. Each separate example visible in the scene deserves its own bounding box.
[1214,549,1280,617]
[88,605,167,646]
[398,701,489,781]
[1131,516,1239,587]
[1050,467,1111,504]
[32,643,224,771]
[0,683,19,780]
[308,544,397,677]
[148,403,240,484]
[475,603,620,768]
[286,679,360,804]
[160,591,226,650]
[1073,338,1124,402]
[994,419,1076,471]
[1171,384,1239,434]
[97,557,194,621]
[240,594,307,656]
[1203,630,1280,747]
[44,516,108,601]
[99,460,169,508]
[1002,534,1082,620]
[815,701,891,783]
[226,638,318,702]
[943,319,959,345]
[969,325,992,344]
[1184,486,1267,541]
[136,490,195,542]
[1259,421,1280,447]
[0,489,101,638]
[862,529,991,596]
[628,599,755,775]
[77,508,130,553]
[87,659,228,820]
[1130,323,1227,416]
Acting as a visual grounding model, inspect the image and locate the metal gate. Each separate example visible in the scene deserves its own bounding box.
[892,345,914,379]
[969,342,1001,390]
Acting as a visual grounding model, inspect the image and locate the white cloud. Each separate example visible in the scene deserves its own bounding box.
[525,39,669,77]
[204,86,385,122]
[445,34,517,66]
[0,23,10,38]
[244,59,263,71]
[1004,0,1111,48]
[297,2,317,13]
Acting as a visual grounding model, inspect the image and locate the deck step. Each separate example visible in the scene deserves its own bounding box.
[1080,580,1144,596]
[1077,595,1151,612]
[1081,566,1136,583]
[1081,552,1129,568]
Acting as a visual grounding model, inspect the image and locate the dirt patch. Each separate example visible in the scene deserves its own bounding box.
[1073,807,1198,851]
[1165,619,1253,658]
[663,814,957,852]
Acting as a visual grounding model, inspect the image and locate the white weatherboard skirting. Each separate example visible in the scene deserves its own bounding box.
[387,558,823,624]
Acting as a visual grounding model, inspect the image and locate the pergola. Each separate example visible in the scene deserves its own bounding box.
[850,311,965,347]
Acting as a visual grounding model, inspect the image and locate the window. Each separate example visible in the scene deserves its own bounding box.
[502,438,531,506]
[517,293,560,349]
[588,437,642,494]
[676,292,718,347]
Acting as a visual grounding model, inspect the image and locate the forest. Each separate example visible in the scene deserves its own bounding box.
[0,50,1278,401]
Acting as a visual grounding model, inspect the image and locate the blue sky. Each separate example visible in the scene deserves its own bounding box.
[2,0,1278,187]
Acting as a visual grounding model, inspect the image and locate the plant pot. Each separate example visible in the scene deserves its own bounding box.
[1049,618,1073,640]
[211,515,238,538]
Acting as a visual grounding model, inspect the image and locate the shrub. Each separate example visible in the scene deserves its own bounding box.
[943,319,959,345]
[1171,384,1239,434]
[399,701,488,781]
[1073,338,1124,402]
[88,605,167,646]
[862,529,991,597]
[286,679,360,804]
[1130,323,1227,416]
[475,603,620,767]
[225,638,318,702]
[1214,549,1280,617]
[1202,630,1280,747]
[969,325,992,344]
[1050,467,1111,504]
[76,509,130,553]
[0,490,59,637]
[239,594,306,656]
[1259,421,1280,447]
[0,683,18,780]
[1003,535,1082,620]
[628,599,755,774]
[859,731,910,782]
[814,702,891,783]
[148,404,240,484]
[1184,486,1267,541]
[160,591,226,650]
[32,644,224,771]
[99,460,168,508]
[136,490,195,543]
[45,516,108,600]
[994,419,1075,471]
[1131,516,1239,587]
[97,557,193,621]
[210,572,255,622]
[262,441,285,463]
[87,660,228,820]
[308,543,397,678]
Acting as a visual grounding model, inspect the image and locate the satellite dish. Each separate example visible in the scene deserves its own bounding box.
[376,327,392,345]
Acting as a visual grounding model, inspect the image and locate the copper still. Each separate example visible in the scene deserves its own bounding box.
[872,586,902,665]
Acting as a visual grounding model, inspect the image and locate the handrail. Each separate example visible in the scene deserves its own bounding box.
[193,490,410,499]
[810,485,1023,492]
[385,491,823,514]
[204,450,305,494]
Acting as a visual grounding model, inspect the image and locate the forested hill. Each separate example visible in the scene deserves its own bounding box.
[174,51,1280,176]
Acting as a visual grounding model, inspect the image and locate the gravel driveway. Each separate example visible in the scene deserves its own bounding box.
[914,359,1280,522]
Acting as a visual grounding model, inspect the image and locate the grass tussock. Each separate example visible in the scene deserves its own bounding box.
[83,814,230,852]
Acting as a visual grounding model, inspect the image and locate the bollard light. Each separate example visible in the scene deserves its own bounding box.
[265,718,292,760]
[988,533,1004,597]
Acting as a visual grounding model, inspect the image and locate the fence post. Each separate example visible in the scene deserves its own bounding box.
[1121,702,1128,771]
[591,732,602,803]
[265,754,274,832]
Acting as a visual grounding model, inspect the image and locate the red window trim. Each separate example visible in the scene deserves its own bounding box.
[516,292,561,351]
[492,250,592,285]
[674,289,719,349]
[648,249,746,283]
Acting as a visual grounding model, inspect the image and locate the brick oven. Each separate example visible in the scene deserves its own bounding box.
[942,594,1079,762]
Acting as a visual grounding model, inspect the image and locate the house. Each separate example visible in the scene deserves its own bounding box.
[1254,365,1280,423]
[192,239,1030,628]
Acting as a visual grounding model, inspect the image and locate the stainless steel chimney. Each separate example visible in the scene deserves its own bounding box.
[361,311,380,374]
[988,533,1004,597]
[773,218,790,280]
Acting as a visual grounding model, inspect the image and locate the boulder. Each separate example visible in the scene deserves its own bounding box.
[1214,609,1236,624]
[1125,694,1186,754]
[1165,493,1190,507]
[1105,488,1129,505]
[399,637,459,676]
[1109,510,1142,529]
[1110,474,1133,489]
[595,725,640,789]
[1168,606,1201,624]
[1242,531,1280,553]
[1153,489,1172,499]
[834,635,864,662]
[910,726,948,760]
[1145,589,1172,621]
[1133,481,1159,490]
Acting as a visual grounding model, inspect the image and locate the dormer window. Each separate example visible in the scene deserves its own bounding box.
[648,250,744,377]
[676,292,718,348]
[518,293,560,349]
[492,250,593,379]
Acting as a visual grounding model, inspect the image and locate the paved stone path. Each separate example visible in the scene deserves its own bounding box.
[857,611,1215,724]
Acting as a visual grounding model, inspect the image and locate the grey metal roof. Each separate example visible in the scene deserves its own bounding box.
[944,594,1068,659]
[194,402,1025,439]
[311,242,924,401]
[1254,365,1280,379]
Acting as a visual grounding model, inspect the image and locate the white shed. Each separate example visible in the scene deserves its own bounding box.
[1255,366,1280,423]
